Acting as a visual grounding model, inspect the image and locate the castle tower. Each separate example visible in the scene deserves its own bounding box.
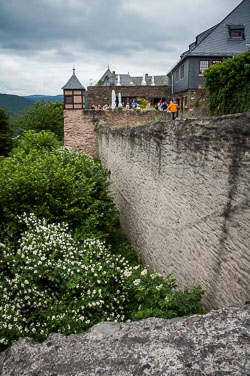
[62,68,85,109]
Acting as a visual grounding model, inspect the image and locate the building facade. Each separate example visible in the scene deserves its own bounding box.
[89,68,170,108]
[167,0,250,115]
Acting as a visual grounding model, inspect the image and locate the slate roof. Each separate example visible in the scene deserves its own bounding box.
[97,70,169,86]
[62,69,85,90]
[168,0,250,73]
[99,67,114,86]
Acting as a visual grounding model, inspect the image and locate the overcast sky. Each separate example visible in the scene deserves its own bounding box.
[0,0,241,96]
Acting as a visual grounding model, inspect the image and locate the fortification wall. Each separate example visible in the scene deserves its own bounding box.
[97,113,250,309]
[64,109,172,157]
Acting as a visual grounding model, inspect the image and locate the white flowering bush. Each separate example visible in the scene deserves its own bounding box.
[0,213,131,351]
[0,213,204,352]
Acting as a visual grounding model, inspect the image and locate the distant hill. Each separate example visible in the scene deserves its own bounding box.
[0,93,35,117]
[0,93,64,118]
[24,95,63,103]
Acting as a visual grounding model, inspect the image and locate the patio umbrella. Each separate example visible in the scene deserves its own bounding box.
[118,92,122,108]
[111,89,116,109]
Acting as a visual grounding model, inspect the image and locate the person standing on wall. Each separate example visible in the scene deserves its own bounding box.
[167,100,178,120]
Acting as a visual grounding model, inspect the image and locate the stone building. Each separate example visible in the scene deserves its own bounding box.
[167,0,250,115]
[88,67,170,108]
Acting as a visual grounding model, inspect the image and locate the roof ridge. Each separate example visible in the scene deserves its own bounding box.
[191,0,245,52]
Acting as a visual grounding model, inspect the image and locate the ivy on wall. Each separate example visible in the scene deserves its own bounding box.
[204,51,250,115]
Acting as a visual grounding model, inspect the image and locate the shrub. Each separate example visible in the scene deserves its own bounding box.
[0,132,119,243]
[0,213,205,351]
[0,214,131,351]
[12,101,64,142]
[0,108,12,156]
[124,266,205,320]
[137,97,149,109]
[11,130,61,154]
[204,51,250,115]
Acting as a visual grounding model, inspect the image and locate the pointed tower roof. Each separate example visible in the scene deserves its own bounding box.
[62,69,85,90]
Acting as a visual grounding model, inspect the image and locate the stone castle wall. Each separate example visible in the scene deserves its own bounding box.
[97,113,250,309]
[64,109,172,157]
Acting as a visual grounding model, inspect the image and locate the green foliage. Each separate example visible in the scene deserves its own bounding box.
[204,51,250,115]
[0,214,205,351]
[125,267,205,320]
[0,108,12,156]
[12,130,61,154]
[96,80,104,86]
[12,101,64,142]
[0,132,119,243]
[154,114,164,121]
[137,97,149,109]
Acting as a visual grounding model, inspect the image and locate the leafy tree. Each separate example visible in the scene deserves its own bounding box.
[12,101,64,142]
[0,108,12,156]
[11,130,61,155]
[0,131,119,243]
[204,51,250,115]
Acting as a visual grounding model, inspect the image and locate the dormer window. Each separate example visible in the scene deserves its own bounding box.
[227,24,245,40]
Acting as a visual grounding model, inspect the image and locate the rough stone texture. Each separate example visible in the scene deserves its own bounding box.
[64,109,98,157]
[0,305,249,375]
[97,113,250,309]
[87,85,170,108]
[64,109,171,157]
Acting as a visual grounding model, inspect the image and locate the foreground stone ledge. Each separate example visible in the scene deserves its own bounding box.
[0,305,249,375]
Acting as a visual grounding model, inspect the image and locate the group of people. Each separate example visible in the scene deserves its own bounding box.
[91,99,178,119]
[156,100,178,120]
[91,101,141,110]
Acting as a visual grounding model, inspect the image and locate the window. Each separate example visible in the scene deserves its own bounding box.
[175,69,179,81]
[65,96,73,104]
[227,25,245,40]
[199,60,209,75]
[231,29,244,38]
[180,64,184,79]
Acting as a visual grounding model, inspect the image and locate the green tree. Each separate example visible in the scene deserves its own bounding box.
[0,108,12,156]
[12,101,64,142]
[204,51,250,115]
[0,131,119,243]
[11,130,61,155]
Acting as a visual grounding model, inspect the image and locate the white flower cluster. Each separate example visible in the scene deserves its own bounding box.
[0,213,134,349]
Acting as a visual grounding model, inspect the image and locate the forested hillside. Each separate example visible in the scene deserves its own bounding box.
[24,95,63,103]
[0,94,63,118]
[0,93,34,117]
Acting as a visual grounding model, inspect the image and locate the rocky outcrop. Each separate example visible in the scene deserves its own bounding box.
[1,305,249,375]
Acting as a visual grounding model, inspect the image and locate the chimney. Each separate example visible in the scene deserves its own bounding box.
[112,71,116,80]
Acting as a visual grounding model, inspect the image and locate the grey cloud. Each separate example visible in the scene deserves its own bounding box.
[0,0,186,56]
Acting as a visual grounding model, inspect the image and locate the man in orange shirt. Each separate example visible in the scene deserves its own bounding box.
[167,100,178,120]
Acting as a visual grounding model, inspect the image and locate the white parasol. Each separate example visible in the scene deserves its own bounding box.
[111,89,116,109]
[118,92,122,108]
